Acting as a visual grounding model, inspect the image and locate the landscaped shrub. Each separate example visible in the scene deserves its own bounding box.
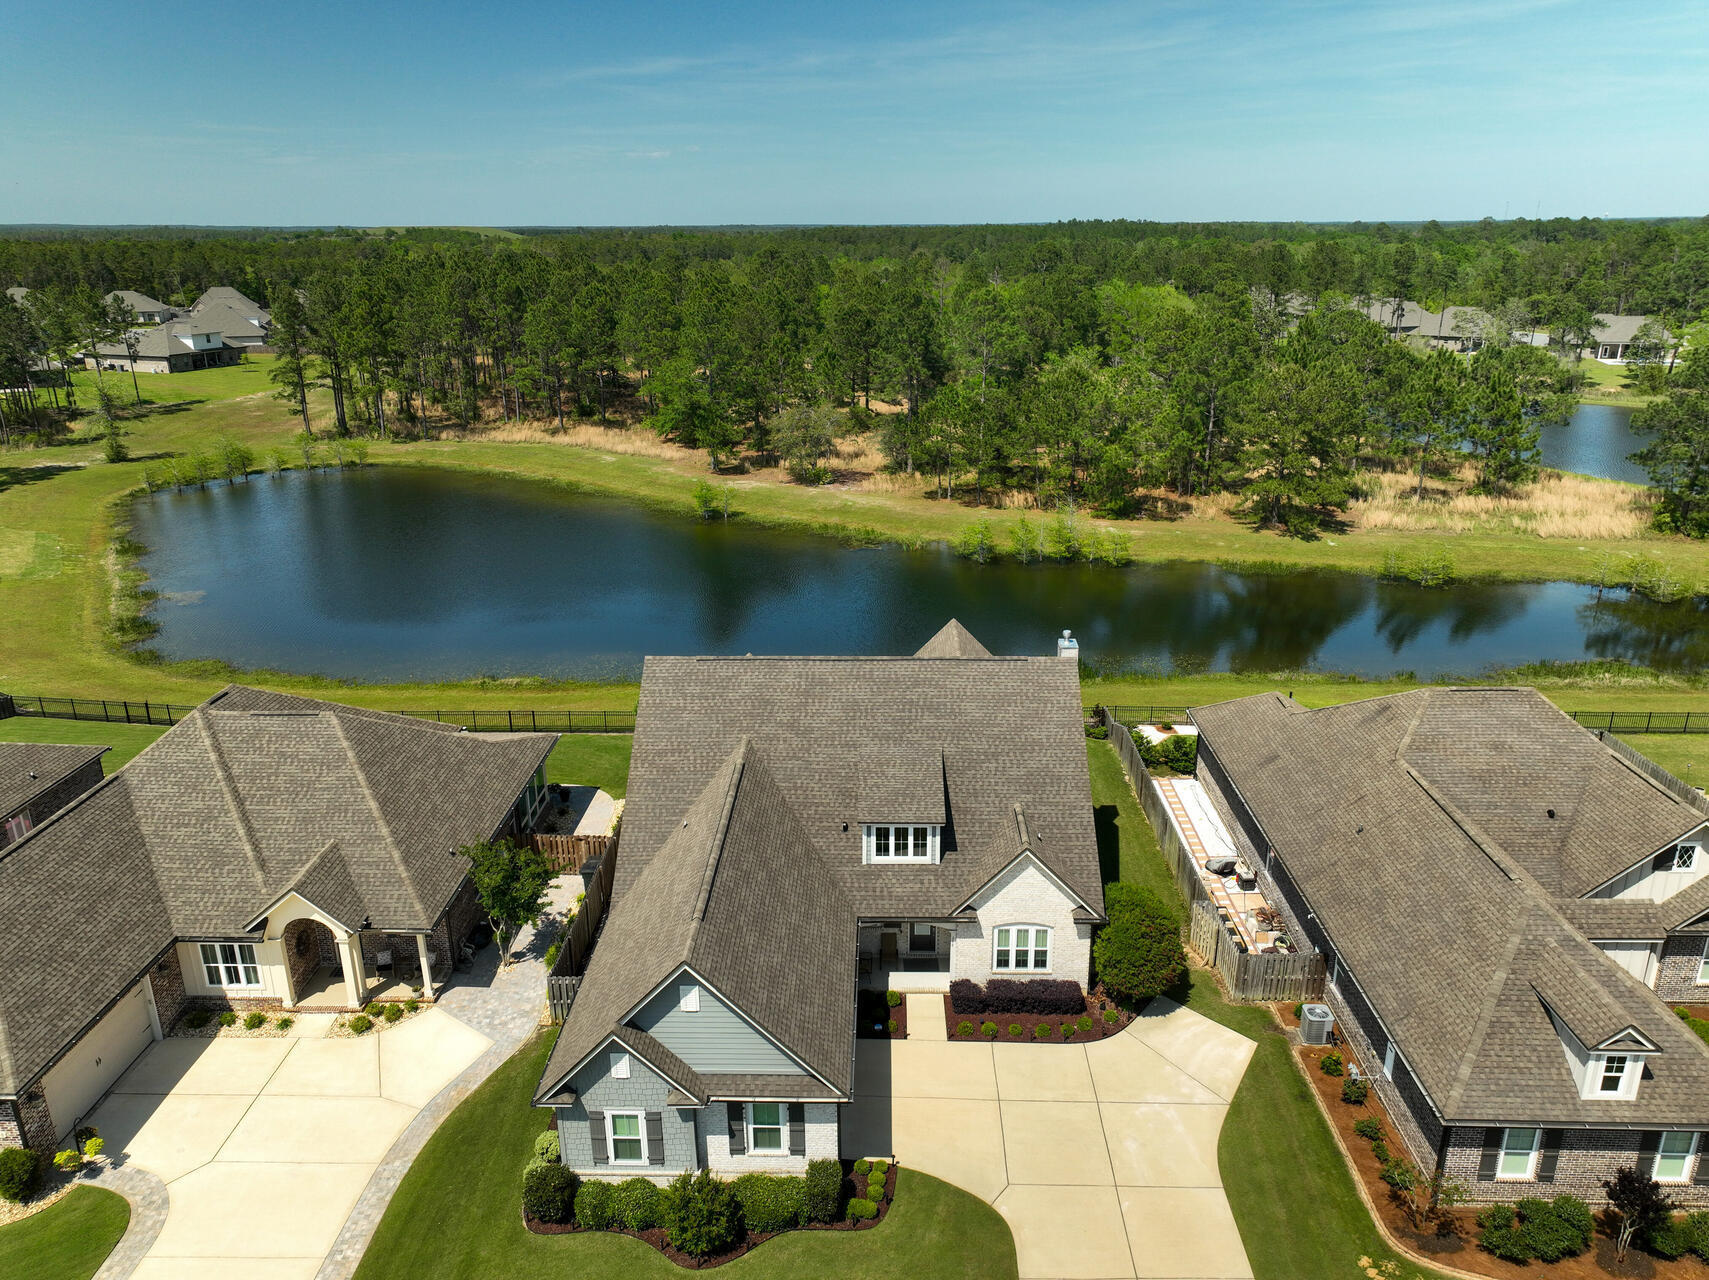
[1340,1076,1368,1104]
[886,990,902,1008]
[1060,1023,1075,1038]
[217,1010,239,1027]
[983,978,1086,1016]
[1683,1210,1709,1262]
[404,999,420,1014]
[853,1158,871,1177]
[957,1021,974,1036]
[886,1019,897,1034]
[981,1021,998,1038]
[1292,1002,1305,1020]
[1478,1197,1594,1263]
[184,1009,211,1029]
[364,1002,383,1017]
[0,1147,39,1202]
[1319,1051,1344,1076]
[802,1158,843,1224]
[1352,1117,1384,1142]
[522,1162,578,1224]
[1034,1023,1053,1039]
[1370,1141,1391,1164]
[384,1003,404,1023]
[1094,883,1185,1004]
[243,1011,268,1030]
[949,979,985,1015]
[82,1137,104,1161]
[615,1176,663,1230]
[661,1169,741,1258]
[1077,1015,1093,1033]
[1103,1009,1121,1024]
[1478,1204,1530,1263]
[1160,733,1198,773]
[1008,1023,1024,1038]
[867,1177,886,1203]
[52,1149,81,1172]
[732,1172,805,1233]
[349,1014,373,1035]
[533,1129,561,1163]
[846,1197,878,1221]
[1643,1217,1693,1260]
[574,1178,616,1229]
[871,1159,889,1178]
[276,1017,294,1033]
[1085,723,1108,740]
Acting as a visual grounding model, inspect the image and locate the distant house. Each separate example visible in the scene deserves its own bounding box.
[1587,314,1673,362]
[1360,299,1439,337]
[190,286,270,330]
[1192,688,1709,1206]
[533,621,1105,1182]
[0,743,107,850]
[1418,305,1498,352]
[105,290,174,326]
[184,299,269,348]
[86,321,242,373]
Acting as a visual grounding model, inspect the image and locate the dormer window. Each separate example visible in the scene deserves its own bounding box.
[1583,1050,1646,1100]
[1657,843,1698,872]
[863,824,940,864]
[1599,1055,1629,1094]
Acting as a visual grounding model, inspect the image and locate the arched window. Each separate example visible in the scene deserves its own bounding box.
[993,925,1051,972]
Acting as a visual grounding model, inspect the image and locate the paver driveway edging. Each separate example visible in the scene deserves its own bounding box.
[843,995,1258,1280]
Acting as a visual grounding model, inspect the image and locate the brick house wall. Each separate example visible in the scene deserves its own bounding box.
[427,877,481,980]
[281,919,323,1001]
[1441,1125,1709,1208]
[1656,934,1708,1003]
[149,945,189,1032]
[8,757,106,833]
[950,860,1093,986]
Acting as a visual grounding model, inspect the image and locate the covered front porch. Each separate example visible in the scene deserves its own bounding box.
[263,894,447,1012]
[859,920,954,992]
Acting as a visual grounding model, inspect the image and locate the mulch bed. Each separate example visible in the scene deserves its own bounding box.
[1298,1039,1703,1279]
[524,1160,898,1269]
[943,990,1135,1043]
[856,992,906,1039]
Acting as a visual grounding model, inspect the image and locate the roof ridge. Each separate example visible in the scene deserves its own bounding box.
[691,738,750,930]
[322,709,430,925]
[194,710,270,889]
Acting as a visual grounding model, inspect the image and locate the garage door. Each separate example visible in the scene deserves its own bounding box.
[42,980,156,1139]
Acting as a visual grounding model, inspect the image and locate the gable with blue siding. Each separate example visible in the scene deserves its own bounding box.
[632,971,805,1075]
[554,1044,698,1175]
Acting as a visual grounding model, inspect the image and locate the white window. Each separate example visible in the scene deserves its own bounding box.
[1698,938,1709,986]
[612,1051,631,1080]
[1655,1132,1700,1183]
[679,983,700,1013]
[748,1102,785,1154]
[607,1112,646,1164]
[199,942,260,988]
[1598,1054,1630,1095]
[1383,1041,1397,1082]
[993,925,1051,972]
[863,824,940,863]
[1658,844,1698,872]
[1497,1127,1541,1180]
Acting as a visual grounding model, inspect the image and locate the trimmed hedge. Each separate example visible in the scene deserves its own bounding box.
[846,1197,878,1222]
[950,977,1085,1016]
[0,1147,39,1202]
[1094,882,1185,1004]
[1477,1196,1594,1263]
[522,1162,578,1224]
[614,1176,663,1230]
[661,1169,741,1258]
[574,1179,616,1230]
[532,1129,561,1163]
[732,1172,805,1233]
[802,1158,843,1224]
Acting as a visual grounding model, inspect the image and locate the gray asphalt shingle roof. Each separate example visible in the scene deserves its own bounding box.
[0,743,106,819]
[1191,687,1709,1126]
[0,686,554,1097]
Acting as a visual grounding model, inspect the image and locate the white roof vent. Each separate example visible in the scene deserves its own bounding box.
[1056,629,1080,661]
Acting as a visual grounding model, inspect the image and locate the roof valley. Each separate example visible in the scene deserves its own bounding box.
[194,711,270,889]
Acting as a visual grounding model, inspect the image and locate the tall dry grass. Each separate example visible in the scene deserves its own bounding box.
[436,420,703,464]
[1351,466,1652,539]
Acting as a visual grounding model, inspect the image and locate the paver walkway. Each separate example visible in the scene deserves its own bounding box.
[842,996,1257,1280]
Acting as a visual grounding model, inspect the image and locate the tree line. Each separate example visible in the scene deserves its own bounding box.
[2,220,1706,535]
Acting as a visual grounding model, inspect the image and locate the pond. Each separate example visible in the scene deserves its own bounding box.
[127,467,1708,683]
[1544,403,1650,484]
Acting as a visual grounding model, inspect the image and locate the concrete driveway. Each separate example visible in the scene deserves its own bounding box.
[842,996,1257,1280]
[85,1009,490,1279]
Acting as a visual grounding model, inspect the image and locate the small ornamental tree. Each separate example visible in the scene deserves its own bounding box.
[1094,883,1185,1005]
[460,838,553,964]
[1605,1165,1674,1260]
[660,1169,741,1258]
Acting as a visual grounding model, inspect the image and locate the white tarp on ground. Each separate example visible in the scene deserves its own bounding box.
[1165,777,1239,864]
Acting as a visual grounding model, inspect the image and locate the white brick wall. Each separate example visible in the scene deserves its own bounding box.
[701,1101,840,1175]
[951,858,1092,985]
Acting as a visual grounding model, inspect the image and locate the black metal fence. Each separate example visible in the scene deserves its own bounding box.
[2,692,1703,737]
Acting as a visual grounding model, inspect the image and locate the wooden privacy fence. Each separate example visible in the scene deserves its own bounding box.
[546,838,617,1023]
[531,832,613,874]
[1099,706,1326,1004]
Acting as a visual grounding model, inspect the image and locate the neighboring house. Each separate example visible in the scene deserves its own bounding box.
[1587,314,1673,362]
[0,742,107,849]
[1361,298,1439,337]
[86,321,241,373]
[185,298,269,348]
[533,620,1104,1181]
[1418,305,1497,352]
[1191,688,1709,1205]
[105,290,174,325]
[190,286,270,330]
[0,686,555,1151]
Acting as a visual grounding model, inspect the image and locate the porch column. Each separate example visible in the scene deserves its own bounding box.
[416,933,436,1000]
[338,933,364,1008]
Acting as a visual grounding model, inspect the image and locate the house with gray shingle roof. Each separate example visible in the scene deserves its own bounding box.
[86,320,242,373]
[190,286,269,329]
[0,686,554,1152]
[1190,687,1709,1205]
[533,620,1104,1180]
[104,290,174,325]
[0,742,107,850]
[1587,314,1675,362]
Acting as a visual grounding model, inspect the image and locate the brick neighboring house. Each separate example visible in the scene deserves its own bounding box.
[533,620,1106,1181]
[0,742,107,849]
[0,687,555,1152]
[1191,688,1709,1206]
[86,321,242,374]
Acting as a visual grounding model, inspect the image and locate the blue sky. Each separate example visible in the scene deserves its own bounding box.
[1,0,1704,226]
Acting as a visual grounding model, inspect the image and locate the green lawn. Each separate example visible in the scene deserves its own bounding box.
[544,734,632,799]
[1616,734,1709,788]
[0,1187,130,1280]
[46,354,279,408]
[0,716,165,770]
[1088,740,1453,1280]
[352,1029,1017,1280]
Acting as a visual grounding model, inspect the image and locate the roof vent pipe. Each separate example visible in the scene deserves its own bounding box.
[1056,629,1080,661]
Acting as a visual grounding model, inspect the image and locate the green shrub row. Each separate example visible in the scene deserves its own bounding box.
[1130,729,1198,774]
[1093,880,1186,1006]
[1477,1197,1594,1264]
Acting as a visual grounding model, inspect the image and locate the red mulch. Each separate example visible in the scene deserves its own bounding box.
[1298,1040,1702,1279]
[524,1161,898,1269]
[942,991,1135,1043]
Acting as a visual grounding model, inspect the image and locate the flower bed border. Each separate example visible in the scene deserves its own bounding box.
[522,1160,898,1269]
[943,991,1134,1042]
